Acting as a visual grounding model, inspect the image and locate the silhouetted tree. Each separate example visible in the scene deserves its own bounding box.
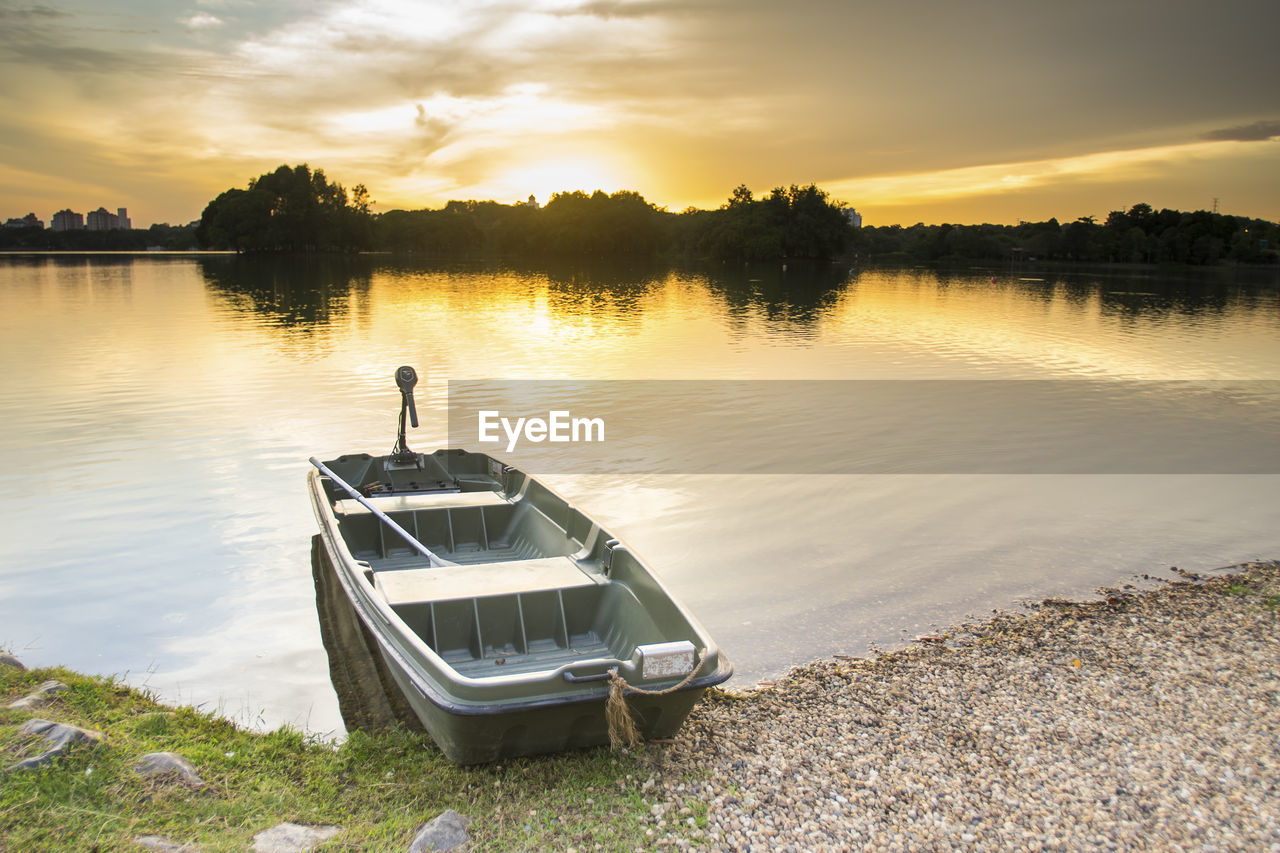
[197,164,373,252]
[846,205,1278,266]
[190,172,1278,267]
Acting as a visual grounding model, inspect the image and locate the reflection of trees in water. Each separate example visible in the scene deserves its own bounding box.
[197,253,1274,341]
[5,253,138,289]
[527,258,855,329]
[198,255,375,329]
[929,267,1280,322]
[535,258,669,317]
[1095,279,1280,322]
[701,262,854,329]
[1007,267,1280,321]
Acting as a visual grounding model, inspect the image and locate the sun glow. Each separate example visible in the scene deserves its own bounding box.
[483,156,630,205]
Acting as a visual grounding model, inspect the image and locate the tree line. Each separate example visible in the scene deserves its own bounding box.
[7,162,1277,267]
[192,165,853,261]
[854,204,1278,266]
[205,163,1271,267]
[369,193,1278,266]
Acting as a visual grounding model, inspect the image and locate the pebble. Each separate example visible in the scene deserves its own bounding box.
[135,751,205,788]
[5,718,104,772]
[134,836,202,852]
[7,679,67,709]
[408,809,471,852]
[251,822,340,853]
[643,561,1280,851]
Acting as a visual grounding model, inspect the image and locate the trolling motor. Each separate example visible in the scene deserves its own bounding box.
[389,365,420,465]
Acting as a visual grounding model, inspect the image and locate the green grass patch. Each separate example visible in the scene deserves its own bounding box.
[1221,577,1280,610]
[0,664,667,851]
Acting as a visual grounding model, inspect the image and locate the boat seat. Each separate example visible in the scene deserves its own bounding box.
[374,556,605,606]
[334,490,509,515]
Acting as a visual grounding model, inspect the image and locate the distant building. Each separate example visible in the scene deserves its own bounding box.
[519,195,540,209]
[87,207,116,230]
[845,208,863,228]
[85,206,132,230]
[51,209,85,231]
[3,213,44,229]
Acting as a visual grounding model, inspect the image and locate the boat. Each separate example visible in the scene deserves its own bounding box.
[308,366,732,763]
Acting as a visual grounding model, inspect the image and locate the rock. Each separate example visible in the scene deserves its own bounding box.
[8,679,69,709]
[135,752,205,788]
[251,821,341,853]
[408,809,472,852]
[0,653,25,670]
[133,835,202,852]
[5,718,104,771]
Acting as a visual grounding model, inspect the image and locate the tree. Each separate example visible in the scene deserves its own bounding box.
[197,164,374,252]
[726,185,754,208]
[535,189,663,256]
[691,183,851,261]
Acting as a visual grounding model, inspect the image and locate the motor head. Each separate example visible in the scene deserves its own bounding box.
[395,365,419,428]
[396,365,418,393]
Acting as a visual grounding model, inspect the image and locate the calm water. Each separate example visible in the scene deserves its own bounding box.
[1,254,1278,735]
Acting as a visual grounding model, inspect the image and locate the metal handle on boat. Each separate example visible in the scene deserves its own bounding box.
[562,665,618,684]
[396,365,419,428]
[309,457,456,568]
[390,365,419,464]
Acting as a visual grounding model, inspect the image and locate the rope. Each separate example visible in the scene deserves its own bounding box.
[605,647,706,749]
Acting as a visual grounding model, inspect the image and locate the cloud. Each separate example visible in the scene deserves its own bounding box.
[1201,119,1280,142]
[182,12,224,31]
[824,140,1255,208]
[0,4,68,21]
[552,0,681,19]
[0,2,170,74]
[413,104,451,139]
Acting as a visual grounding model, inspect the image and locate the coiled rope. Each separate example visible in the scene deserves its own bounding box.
[605,647,707,749]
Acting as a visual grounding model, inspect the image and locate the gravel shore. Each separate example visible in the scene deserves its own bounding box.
[642,561,1280,852]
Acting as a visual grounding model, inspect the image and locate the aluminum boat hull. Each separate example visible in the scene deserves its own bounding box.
[308,448,731,763]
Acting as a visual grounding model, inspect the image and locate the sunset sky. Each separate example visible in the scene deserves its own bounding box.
[2,0,1277,228]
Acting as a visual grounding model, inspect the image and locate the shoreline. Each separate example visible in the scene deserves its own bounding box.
[643,560,1280,851]
[3,561,1277,850]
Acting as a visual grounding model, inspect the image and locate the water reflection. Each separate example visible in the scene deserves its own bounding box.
[0,252,138,297]
[701,261,851,329]
[188,254,1280,360]
[1095,279,1275,320]
[198,255,374,330]
[311,536,423,735]
[538,259,668,316]
[193,254,862,335]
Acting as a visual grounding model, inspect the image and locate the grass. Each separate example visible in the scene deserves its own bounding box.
[0,664,677,851]
[1223,579,1280,609]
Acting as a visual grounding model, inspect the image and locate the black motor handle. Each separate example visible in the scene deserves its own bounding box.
[396,365,419,428]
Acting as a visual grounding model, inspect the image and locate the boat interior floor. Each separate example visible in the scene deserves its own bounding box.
[377,574,663,681]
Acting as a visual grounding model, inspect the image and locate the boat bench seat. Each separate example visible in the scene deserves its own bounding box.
[335,490,509,515]
[374,556,604,606]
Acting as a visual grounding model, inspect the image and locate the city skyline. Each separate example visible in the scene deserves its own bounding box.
[2,1,1278,229]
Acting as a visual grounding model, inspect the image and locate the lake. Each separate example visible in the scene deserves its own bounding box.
[1,253,1277,736]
